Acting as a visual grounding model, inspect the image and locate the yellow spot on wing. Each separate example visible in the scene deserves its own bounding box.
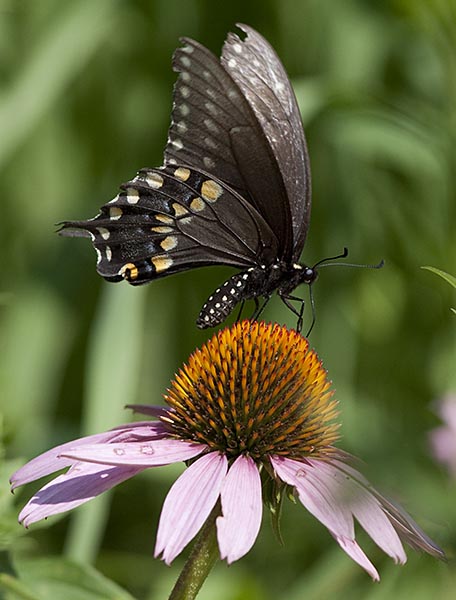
[173,202,189,217]
[201,180,223,202]
[160,236,178,251]
[190,197,205,212]
[126,189,140,204]
[152,256,173,273]
[174,167,191,182]
[146,172,164,189]
[156,214,174,224]
[152,226,173,233]
[97,227,110,240]
[109,206,123,220]
[119,263,138,281]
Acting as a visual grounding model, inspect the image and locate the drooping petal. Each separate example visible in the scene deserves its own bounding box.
[18,462,143,527]
[61,439,206,467]
[309,459,406,564]
[271,456,354,538]
[351,494,405,563]
[155,452,228,565]
[216,455,262,563]
[271,456,381,580]
[334,459,445,560]
[10,422,168,490]
[335,537,380,582]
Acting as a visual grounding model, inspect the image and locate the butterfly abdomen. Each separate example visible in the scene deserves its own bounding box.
[197,269,256,328]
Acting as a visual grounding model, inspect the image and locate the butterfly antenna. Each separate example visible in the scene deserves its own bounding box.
[305,285,317,337]
[315,247,384,270]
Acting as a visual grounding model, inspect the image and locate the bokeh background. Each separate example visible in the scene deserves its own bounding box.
[1,0,455,598]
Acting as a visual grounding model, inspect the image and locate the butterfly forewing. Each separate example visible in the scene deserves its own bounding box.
[165,36,293,260]
[61,166,278,285]
[221,24,312,260]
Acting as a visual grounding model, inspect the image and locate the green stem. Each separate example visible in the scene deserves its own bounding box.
[168,503,221,600]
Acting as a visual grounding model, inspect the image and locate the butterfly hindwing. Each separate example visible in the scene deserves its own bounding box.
[221,24,312,260]
[61,166,279,285]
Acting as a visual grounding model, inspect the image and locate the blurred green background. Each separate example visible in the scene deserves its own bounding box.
[1,0,455,598]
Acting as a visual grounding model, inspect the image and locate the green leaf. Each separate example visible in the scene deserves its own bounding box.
[421,266,456,289]
[65,285,148,564]
[1,555,135,600]
[422,267,456,313]
[0,0,118,168]
[0,572,41,600]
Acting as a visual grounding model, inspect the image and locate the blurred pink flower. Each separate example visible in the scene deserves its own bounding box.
[11,322,444,580]
[429,393,456,477]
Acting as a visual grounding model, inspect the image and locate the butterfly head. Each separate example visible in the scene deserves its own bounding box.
[278,263,318,296]
[293,263,319,286]
[295,265,318,285]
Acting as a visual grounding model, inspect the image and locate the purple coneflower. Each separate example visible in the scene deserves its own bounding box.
[429,393,456,477]
[11,321,443,583]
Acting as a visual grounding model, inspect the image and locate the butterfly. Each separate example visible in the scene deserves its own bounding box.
[60,24,319,331]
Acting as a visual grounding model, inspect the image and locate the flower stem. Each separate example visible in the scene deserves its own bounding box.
[168,503,220,600]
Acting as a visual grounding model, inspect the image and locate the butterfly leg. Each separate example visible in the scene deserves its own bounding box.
[251,295,271,321]
[236,300,246,322]
[279,293,305,333]
[250,297,260,320]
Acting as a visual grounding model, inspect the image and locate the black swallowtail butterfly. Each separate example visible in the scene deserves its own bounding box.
[61,24,319,331]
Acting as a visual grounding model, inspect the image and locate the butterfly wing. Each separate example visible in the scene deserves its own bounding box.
[60,166,278,285]
[164,34,294,261]
[222,24,312,262]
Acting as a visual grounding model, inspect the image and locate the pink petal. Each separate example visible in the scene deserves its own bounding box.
[155,452,228,564]
[334,459,445,559]
[112,421,169,436]
[216,456,262,563]
[10,431,121,490]
[437,394,456,429]
[60,439,206,467]
[10,422,168,489]
[271,456,383,581]
[271,457,354,538]
[336,537,380,581]
[19,462,143,527]
[429,427,456,474]
[311,460,406,564]
[353,495,406,564]
[429,394,456,478]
